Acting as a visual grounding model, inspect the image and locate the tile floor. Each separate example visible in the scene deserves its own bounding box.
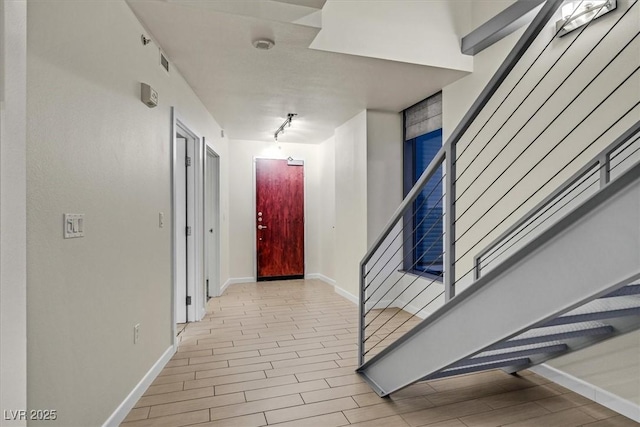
[121,279,638,427]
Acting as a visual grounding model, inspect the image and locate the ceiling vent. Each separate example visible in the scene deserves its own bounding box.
[160,52,170,73]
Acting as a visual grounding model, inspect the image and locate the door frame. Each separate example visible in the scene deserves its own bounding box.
[205,146,221,298]
[252,156,308,281]
[171,108,206,345]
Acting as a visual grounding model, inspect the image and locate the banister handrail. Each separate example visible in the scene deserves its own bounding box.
[358,0,638,386]
[358,158,640,375]
[474,120,640,277]
[358,0,566,368]
[359,0,564,273]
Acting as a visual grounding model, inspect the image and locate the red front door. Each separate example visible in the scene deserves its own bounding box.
[255,158,305,280]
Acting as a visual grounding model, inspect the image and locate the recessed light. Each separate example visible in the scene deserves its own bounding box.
[252,39,275,50]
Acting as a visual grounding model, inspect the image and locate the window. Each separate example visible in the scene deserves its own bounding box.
[403,93,444,278]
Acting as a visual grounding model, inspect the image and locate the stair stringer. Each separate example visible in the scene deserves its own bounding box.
[358,162,640,397]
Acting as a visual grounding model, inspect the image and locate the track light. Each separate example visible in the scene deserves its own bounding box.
[556,0,616,36]
[274,113,297,141]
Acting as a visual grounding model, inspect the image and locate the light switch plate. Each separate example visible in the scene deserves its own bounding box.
[64,213,85,239]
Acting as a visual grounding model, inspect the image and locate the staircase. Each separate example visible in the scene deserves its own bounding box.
[357,0,640,401]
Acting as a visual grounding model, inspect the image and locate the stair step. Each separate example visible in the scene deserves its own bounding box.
[456,344,568,368]
[491,325,614,350]
[601,284,640,298]
[423,358,531,381]
[542,307,640,327]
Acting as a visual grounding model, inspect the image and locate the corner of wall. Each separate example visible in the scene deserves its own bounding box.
[0,0,27,422]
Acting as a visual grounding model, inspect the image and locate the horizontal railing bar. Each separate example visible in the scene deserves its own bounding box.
[364,174,445,282]
[361,149,445,268]
[364,287,444,350]
[475,165,599,266]
[610,139,640,172]
[446,0,565,163]
[481,133,640,271]
[455,62,640,248]
[364,207,445,302]
[455,0,596,179]
[456,96,640,271]
[479,165,600,268]
[474,120,640,270]
[610,135,640,163]
[364,192,445,290]
[455,30,640,227]
[364,239,445,316]
[363,240,446,323]
[479,170,601,273]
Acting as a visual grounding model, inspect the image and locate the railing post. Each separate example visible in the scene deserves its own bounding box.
[444,143,456,301]
[358,261,366,367]
[599,152,610,187]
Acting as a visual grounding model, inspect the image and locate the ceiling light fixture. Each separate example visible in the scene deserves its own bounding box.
[274,113,297,141]
[252,38,275,50]
[556,0,616,36]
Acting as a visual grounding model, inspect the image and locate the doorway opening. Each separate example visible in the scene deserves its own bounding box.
[172,109,206,339]
[205,147,221,299]
[254,158,305,281]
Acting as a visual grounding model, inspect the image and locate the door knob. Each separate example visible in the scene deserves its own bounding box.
[258,225,268,230]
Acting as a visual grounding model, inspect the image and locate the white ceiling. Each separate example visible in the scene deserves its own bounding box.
[127,0,470,143]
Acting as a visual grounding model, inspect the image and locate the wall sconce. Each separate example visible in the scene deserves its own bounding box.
[556,0,617,36]
[274,113,297,141]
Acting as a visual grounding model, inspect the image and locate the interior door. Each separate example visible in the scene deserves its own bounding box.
[255,158,304,280]
[175,132,196,323]
[175,137,188,323]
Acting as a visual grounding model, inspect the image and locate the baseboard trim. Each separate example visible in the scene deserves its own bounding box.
[102,345,175,427]
[530,364,640,422]
[220,277,255,295]
[400,301,434,320]
[305,273,336,286]
[334,285,359,305]
[305,273,359,305]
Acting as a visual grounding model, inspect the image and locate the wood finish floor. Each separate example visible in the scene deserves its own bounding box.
[121,279,638,427]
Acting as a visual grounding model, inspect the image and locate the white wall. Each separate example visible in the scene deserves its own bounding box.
[311,1,472,72]
[443,2,521,142]
[0,1,27,424]
[318,136,336,282]
[26,1,228,425]
[227,139,324,281]
[334,111,368,299]
[442,0,640,412]
[366,111,403,246]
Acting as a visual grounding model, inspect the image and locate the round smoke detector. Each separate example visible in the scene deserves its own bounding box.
[252,38,275,50]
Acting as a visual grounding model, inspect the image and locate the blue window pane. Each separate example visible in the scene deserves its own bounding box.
[412,129,443,275]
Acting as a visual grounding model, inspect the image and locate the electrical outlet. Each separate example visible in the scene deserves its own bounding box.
[134,324,140,344]
[159,212,164,228]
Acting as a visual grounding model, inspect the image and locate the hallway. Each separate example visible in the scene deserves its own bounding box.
[121,280,637,427]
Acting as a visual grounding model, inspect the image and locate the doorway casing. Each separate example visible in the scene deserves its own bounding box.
[205,146,221,298]
[171,108,206,343]
[252,156,308,282]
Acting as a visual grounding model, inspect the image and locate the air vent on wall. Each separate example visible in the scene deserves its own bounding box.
[160,51,170,73]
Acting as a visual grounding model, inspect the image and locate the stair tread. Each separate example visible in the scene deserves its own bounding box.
[563,296,640,317]
[542,307,640,327]
[600,284,640,298]
[490,325,614,350]
[456,343,567,367]
[424,358,531,381]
